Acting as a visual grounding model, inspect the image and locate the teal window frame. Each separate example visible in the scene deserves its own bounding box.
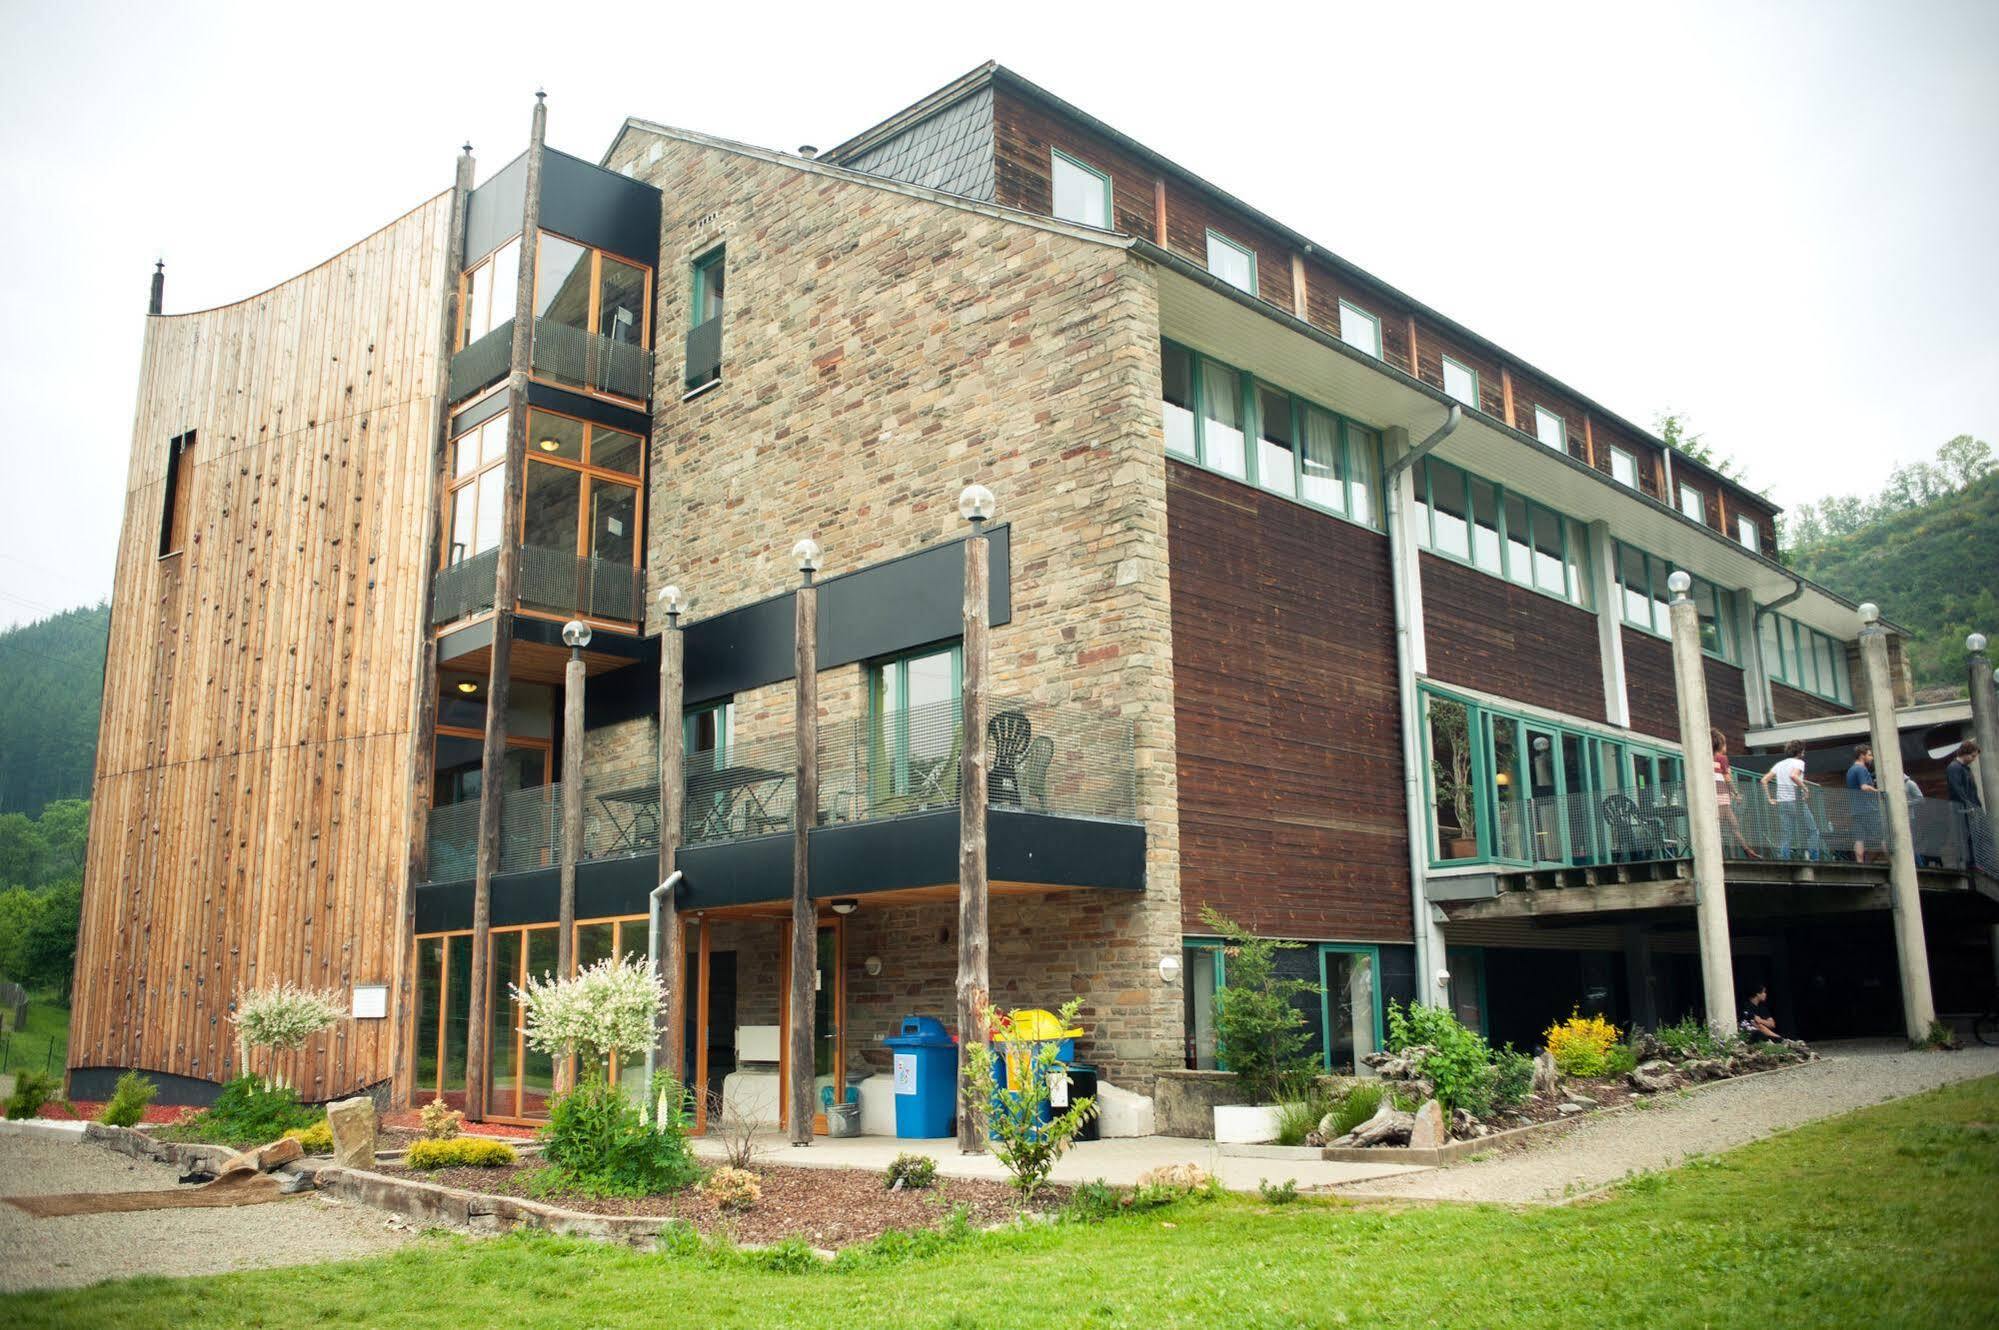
[867,642,964,796]
[1049,148,1112,229]
[1411,456,1594,609]
[1205,230,1258,295]
[1316,943,1385,1073]
[1338,299,1383,359]
[683,699,733,757]
[1533,406,1567,452]
[689,246,725,328]
[1159,339,1383,531]
[1440,355,1480,407]
[1183,938,1226,1071]
[1612,542,1738,663]
[1760,611,1851,706]
[1419,682,1684,869]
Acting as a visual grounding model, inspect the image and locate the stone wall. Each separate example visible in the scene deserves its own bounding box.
[603,128,1187,1087]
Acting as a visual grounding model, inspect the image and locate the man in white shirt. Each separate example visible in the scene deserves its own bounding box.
[1761,739,1816,861]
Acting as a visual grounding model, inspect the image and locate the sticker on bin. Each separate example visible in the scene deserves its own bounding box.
[893,1052,917,1094]
[1049,1070,1070,1109]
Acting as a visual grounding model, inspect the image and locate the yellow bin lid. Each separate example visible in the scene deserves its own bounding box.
[994,1008,1083,1042]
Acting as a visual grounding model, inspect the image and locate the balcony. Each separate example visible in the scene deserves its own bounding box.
[445,316,655,405]
[431,544,642,628]
[430,547,500,625]
[448,320,514,403]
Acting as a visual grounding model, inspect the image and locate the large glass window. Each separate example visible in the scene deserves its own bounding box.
[1051,149,1112,229]
[1205,231,1257,294]
[444,412,510,566]
[1161,341,1197,458]
[870,644,962,800]
[536,234,593,331]
[1299,404,1344,514]
[460,237,520,347]
[1425,693,1477,861]
[1762,611,1851,705]
[531,231,654,399]
[1199,360,1246,480]
[1612,542,1737,663]
[1339,300,1382,359]
[1255,385,1296,497]
[1414,457,1593,609]
[518,410,647,594]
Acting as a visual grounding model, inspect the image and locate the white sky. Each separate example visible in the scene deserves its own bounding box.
[1,0,1993,630]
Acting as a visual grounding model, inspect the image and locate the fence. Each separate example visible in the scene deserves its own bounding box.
[531,318,654,401]
[516,544,644,624]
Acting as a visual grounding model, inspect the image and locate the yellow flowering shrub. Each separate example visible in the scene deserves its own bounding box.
[1544,1009,1622,1078]
[283,1120,333,1153]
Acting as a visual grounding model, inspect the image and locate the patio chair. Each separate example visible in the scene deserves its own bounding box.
[1021,735,1054,811]
[988,710,1032,806]
[1601,794,1676,862]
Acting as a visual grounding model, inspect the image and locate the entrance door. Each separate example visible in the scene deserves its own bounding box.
[1318,947,1380,1074]
[485,925,559,1122]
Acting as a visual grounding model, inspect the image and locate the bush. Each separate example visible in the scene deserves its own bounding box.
[1655,1014,1725,1059]
[960,997,1098,1204]
[883,1152,937,1191]
[1386,1001,1496,1116]
[513,954,661,1072]
[1325,1082,1385,1137]
[1491,1044,1534,1108]
[419,1097,464,1141]
[702,1166,762,1212]
[1273,1072,1340,1146]
[158,1075,321,1146]
[1201,908,1319,1106]
[97,1071,157,1127]
[1544,1009,1622,1078]
[4,1070,59,1120]
[284,1120,334,1153]
[1063,1179,1124,1224]
[231,985,343,1084]
[1605,1043,1640,1078]
[1258,1177,1300,1205]
[538,1072,698,1198]
[406,1136,516,1169]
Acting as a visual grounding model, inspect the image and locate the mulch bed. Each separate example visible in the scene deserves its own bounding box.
[378,1159,1059,1247]
[37,1101,186,1125]
[1481,1079,1640,1130]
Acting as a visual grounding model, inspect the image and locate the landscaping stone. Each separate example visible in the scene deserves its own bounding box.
[1409,1099,1446,1150]
[327,1096,377,1170]
[218,1137,302,1176]
[1338,1099,1415,1147]
[1629,1060,1682,1093]
[1532,1051,1562,1098]
[1556,1103,1586,1115]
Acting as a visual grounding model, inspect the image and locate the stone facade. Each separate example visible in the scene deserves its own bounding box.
[601,127,1186,1087]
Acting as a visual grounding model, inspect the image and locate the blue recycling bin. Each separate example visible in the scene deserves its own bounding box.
[884,1015,957,1138]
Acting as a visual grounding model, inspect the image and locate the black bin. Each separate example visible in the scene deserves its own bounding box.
[1062,1062,1101,1142]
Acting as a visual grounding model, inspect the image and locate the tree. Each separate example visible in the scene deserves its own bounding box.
[1654,410,1748,484]
[1936,434,1993,489]
[0,815,47,888]
[19,880,79,1000]
[1200,906,1320,1105]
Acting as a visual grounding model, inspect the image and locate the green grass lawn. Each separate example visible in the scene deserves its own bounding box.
[8,1075,1999,1329]
[1,999,68,1079]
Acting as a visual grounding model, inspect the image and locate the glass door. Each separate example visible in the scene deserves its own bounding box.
[813,923,843,1133]
[1560,734,1591,864]
[1525,728,1560,864]
[1319,947,1380,1074]
[1485,714,1527,862]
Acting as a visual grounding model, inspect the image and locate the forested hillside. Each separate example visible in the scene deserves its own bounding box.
[0,603,110,814]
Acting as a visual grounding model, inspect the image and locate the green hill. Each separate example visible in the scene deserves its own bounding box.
[0,603,110,815]
[1786,469,1999,696]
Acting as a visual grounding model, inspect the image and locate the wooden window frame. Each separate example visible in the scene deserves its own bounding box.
[1338,299,1383,360]
[1204,230,1258,296]
[457,235,523,351]
[517,406,647,572]
[525,228,655,408]
[1050,148,1113,229]
[441,412,509,570]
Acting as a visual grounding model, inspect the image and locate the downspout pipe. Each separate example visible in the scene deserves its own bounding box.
[642,871,687,1092]
[1387,405,1461,1008]
[1749,576,1807,722]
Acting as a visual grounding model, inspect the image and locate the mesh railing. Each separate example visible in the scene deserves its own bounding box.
[516,544,644,624]
[426,798,482,882]
[447,319,513,402]
[684,317,722,391]
[684,726,799,846]
[532,318,654,401]
[430,547,500,625]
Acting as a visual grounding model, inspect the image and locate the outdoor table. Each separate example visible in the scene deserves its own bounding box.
[686,764,792,841]
[596,783,661,854]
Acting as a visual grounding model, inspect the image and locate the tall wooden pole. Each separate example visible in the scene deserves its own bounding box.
[1667,574,1736,1041]
[656,592,686,1090]
[555,624,588,1089]
[789,545,821,1146]
[468,92,545,1122]
[1858,607,1936,1041]
[1968,637,1999,856]
[392,143,474,1110]
[956,490,993,1153]
[148,260,165,316]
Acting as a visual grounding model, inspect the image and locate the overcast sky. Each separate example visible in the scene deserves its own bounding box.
[0,0,1993,631]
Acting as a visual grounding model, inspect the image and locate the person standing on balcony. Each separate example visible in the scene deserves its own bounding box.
[1712,729,1760,858]
[1762,738,1816,861]
[1847,744,1881,864]
[1947,741,1985,870]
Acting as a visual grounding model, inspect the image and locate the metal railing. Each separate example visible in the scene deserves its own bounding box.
[448,320,514,402]
[684,317,722,391]
[532,318,654,401]
[517,544,644,624]
[430,547,500,625]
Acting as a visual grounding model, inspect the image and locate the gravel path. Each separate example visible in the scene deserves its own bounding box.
[0,1132,420,1292]
[1339,1040,1999,1205]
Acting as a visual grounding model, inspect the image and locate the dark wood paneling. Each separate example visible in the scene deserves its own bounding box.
[1167,463,1410,941]
[1620,627,1750,747]
[1771,680,1850,724]
[1423,554,1606,723]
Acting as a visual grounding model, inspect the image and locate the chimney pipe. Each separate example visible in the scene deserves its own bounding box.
[149,260,164,316]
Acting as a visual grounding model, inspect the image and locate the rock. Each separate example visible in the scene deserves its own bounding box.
[1449,1107,1478,1137]
[1350,1108,1415,1148]
[1556,1102,1586,1115]
[327,1096,378,1170]
[1094,1080,1156,1138]
[217,1136,303,1177]
[1681,1058,1728,1082]
[1629,1060,1681,1093]
[1564,1094,1599,1109]
[1408,1099,1447,1149]
[1532,1051,1562,1098]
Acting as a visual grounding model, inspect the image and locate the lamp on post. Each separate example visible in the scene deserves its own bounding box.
[1664,568,1737,1040]
[648,584,688,1106]
[788,538,822,1147]
[956,482,995,1154]
[1856,601,1936,1040]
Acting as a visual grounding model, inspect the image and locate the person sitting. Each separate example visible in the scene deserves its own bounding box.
[1739,984,1780,1042]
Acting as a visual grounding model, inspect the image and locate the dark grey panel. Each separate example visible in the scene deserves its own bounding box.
[841,87,995,203]
[438,617,497,665]
[68,1066,225,1109]
[525,381,650,436]
[990,810,1145,890]
[449,385,510,437]
[513,613,649,661]
[540,150,661,265]
[465,153,528,265]
[685,594,794,707]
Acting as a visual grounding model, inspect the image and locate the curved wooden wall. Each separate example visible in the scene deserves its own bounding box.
[70,194,453,1099]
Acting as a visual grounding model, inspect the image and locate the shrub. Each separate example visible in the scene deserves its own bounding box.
[1273,1071,1341,1146]
[1386,1001,1496,1116]
[97,1071,157,1127]
[284,1120,334,1153]
[4,1070,59,1120]
[406,1136,516,1169]
[1201,908,1320,1106]
[1655,1014,1725,1059]
[702,1166,762,1212]
[419,1097,464,1141]
[158,1075,321,1146]
[1325,1082,1385,1137]
[513,955,661,1074]
[883,1152,938,1191]
[1491,1044,1534,1108]
[1063,1179,1124,1223]
[1605,1043,1640,1078]
[1258,1177,1300,1205]
[1544,1010,1623,1078]
[232,985,343,1086]
[960,997,1098,1204]
[538,1072,698,1198]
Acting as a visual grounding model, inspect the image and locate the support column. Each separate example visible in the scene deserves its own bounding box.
[468,94,546,1122]
[1968,634,1999,857]
[1589,521,1630,728]
[555,620,589,1093]
[1667,572,1736,1041]
[656,588,687,1092]
[788,539,822,1146]
[1859,605,1936,1041]
[957,486,995,1153]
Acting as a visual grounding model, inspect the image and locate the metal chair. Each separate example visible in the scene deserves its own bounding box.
[988,710,1032,806]
[1601,794,1676,861]
[1021,735,1054,811]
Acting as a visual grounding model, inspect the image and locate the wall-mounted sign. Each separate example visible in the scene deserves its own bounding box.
[351,984,388,1020]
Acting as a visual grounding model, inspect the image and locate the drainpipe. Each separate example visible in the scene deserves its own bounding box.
[1385,405,1461,1007]
[1749,576,1807,723]
[642,870,687,1092]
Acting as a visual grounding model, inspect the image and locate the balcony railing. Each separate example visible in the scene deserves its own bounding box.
[448,320,514,403]
[684,317,721,391]
[532,318,654,401]
[517,544,644,624]
[423,695,1141,879]
[430,547,500,625]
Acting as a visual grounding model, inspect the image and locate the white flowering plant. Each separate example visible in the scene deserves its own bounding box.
[231,984,344,1086]
[512,954,661,1074]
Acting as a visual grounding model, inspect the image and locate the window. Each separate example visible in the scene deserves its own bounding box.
[869,644,962,799]
[516,410,645,618]
[444,413,509,567]
[1736,514,1760,553]
[691,247,725,326]
[1442,356,1479,407]
[1413,457,1594,609]
[1205,231,1256,294]
[1534,407,1566,452]
[1199,359,1247,479]
[159,430,195,557]
[1612,542,1737,662]
[525,231,655,400]
[460,236,520,348]
[687,246,725,391]
[1339,300,1382,360]
[1678,482,1705,523]
[1255,385,1296,498]
[1160,341,1197,457]
[684,699,732,757]
[1050,150,1111,229]
[1609,446,1637,489]
[1761,611,1850,705]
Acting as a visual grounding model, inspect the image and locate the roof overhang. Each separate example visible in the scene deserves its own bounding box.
[1140,240,1893,642]
[1746,699,1973,749]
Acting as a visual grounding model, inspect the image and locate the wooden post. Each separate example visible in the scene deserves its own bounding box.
[392,143,474,1111]
[468,93,545,1123]
[789,546,821,1146]
[1152,178,1167,246]
[1667,576,1736,1041]
[1969,637,1999,850]
[1499,366,1517,430]
[694,915,710,1133]
[957,492,993,1153]
[1858,608,1936,1041]
[656,593,686,1089]
[148,260,165,316]
[555,624,588,1090]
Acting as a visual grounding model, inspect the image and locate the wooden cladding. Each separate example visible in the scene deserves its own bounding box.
[71,192,454,1098]
[1420,553,1607,723]
[1167,462,1410,941]
[1620,627,1751,747]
